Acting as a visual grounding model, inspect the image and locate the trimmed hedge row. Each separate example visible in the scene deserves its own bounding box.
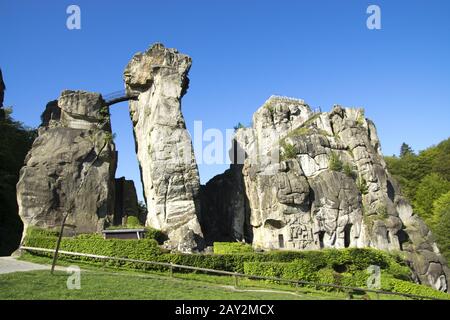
[381,276,450,300]
[244,260,319,282]
[23,228,408,274]
[243,261,450,299]
[213,242,254,254]
[24,230,162,268]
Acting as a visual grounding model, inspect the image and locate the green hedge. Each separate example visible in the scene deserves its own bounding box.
[242,261,449,299]
[23,228,408,274]
[23,228,162,269]
[144,227,167,244]
[244,260,319,282]
[381,276,450,300]
[126,216,141,228]
[213,242,254,254]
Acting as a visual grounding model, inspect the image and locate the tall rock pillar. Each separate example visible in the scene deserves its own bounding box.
[124,43,203,252]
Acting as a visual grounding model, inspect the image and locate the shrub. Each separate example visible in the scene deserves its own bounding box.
[357,175,369,195]
[23,227,162,269]
[376,204,389,219]
[316,268,338,291]
[243,260,318,283]
[340,270,369,288]
[213,242,254,254]
[126,216,141,228]
[280,141,297,160]
[343,163,356,179]
[329,152,343,172]
[145,227,167,244]
[26,226,60,238]
[381,276,450,300]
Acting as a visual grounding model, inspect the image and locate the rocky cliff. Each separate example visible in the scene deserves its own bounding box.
[114,177,140,225]
[17,90,117,236]
[203,95,449,291]
[200,164,252,245]
[124,43,203,252]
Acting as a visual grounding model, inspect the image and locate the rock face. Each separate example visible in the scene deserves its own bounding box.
[17,90,117,236]
[124,43,203,251]
[114,177,140,225]
[203,95,449,291]
[200,164,252,245]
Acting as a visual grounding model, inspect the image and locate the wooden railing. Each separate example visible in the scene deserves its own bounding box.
[20,246,445,301]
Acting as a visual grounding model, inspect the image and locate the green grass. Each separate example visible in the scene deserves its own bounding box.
[0,268,346,300]
[8,253,410,300]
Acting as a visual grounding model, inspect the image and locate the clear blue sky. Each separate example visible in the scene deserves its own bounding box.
[1,0,449,201]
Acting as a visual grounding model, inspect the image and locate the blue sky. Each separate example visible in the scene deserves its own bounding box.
[1,0,449,201]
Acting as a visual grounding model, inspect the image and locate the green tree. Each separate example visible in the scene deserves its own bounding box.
[430,139,450,181]
[233,122,245,131]
[137,201,148,225]
[413,173,450,224]
[385,148,434,202]
[431,191,450,261]
[400,143,414,158]
[0,110,36,255]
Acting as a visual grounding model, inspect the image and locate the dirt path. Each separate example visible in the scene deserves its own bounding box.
[0,256,64,274]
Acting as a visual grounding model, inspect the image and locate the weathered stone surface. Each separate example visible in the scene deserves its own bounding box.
[200,164,252,245]
[17,90,117,236]
[205,95,448,291]
[124,43,203,252]
[114,177,140,225]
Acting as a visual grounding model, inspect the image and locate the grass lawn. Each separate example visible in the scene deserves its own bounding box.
[0,269,345,300]
[3,253,410,300]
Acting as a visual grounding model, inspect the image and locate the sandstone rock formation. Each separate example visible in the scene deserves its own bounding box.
[114,177,140,225]
[203,95,449,291]
[200,164,252,245]
[124,43,203,252]
[17,90,117,236]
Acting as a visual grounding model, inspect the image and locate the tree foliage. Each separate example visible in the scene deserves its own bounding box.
[413,173,450,224]
[400,143,414,158]
[0,111,36,255]
[385,138,450,262]
[432,192,450,262]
